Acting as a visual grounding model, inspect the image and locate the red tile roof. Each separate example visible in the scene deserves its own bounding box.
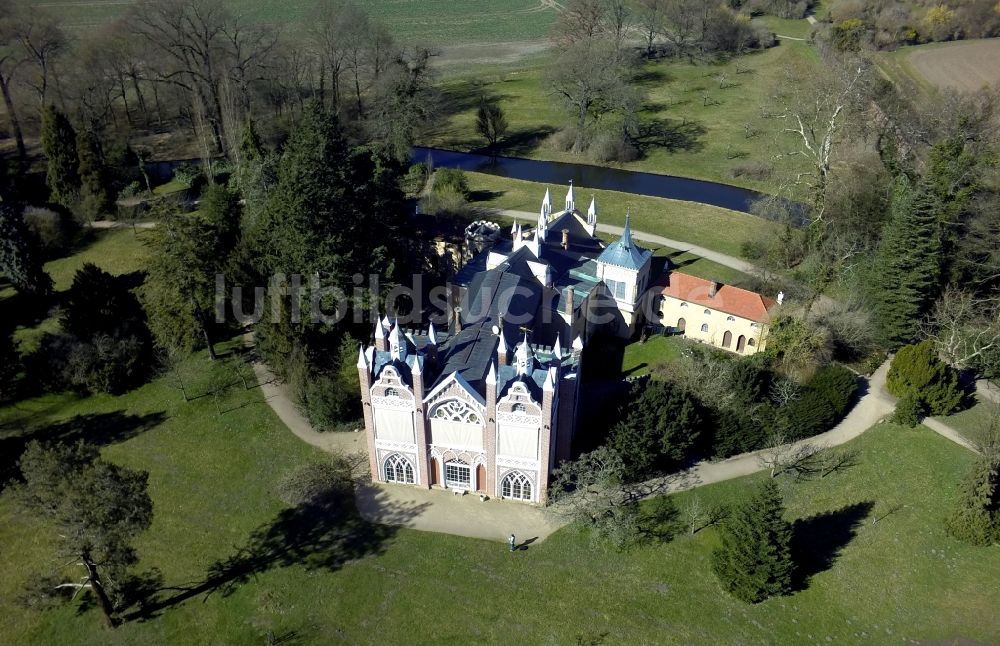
[652,272,778,323]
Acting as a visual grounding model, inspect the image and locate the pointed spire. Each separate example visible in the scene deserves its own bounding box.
[389,318,407,361]
[486,360,497,384]
[537,204,548,242]
[373,311,386,341]
[543,366,556,391]
[427,320,438,345]
[497,327,507,356]
[356,344,369,369]
[587,197,597,225]
[565,179,575,212]
[515,333,536,376]
[542,187,552,217]
[511,220,517,235]
[572,335,584,351]
[381,313,390,330]
[552,335,562,360]
[621,209,633,250]
[412,354,422,375]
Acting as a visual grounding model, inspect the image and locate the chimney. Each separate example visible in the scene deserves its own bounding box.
[709,282,719,298]
[561,229,569,251]
[563,286,574,319]
[453,306,463,334]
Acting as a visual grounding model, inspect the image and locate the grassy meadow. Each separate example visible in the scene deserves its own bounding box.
[24,0,558,45]
[2,225,999,644]
[466,171,781,257]
[427,37,820,192]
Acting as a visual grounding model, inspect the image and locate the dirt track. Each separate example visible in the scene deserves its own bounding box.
[905,39,1000,93]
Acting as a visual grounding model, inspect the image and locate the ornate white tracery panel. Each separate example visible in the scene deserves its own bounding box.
[496,455,540,470]
[431,399,483,424]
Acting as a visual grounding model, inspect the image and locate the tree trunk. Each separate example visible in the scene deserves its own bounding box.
[0,75,27,159]
[81,553,117,628]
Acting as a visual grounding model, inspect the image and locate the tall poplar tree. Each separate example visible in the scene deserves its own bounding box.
[40,105,80,209]
[870,177,942,347]
[0,203,53,298]
[76,129,113,220]
[712,480,794,603]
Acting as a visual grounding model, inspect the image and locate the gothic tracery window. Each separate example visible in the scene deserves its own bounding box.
[432,399,482,424]
[501,471,532,500]
[383,454,415,484]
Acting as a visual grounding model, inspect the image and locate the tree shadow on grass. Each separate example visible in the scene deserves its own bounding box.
[632,118,706,155]
[126,485,428,622]
[791,501,874,591]
[0,410,167,492]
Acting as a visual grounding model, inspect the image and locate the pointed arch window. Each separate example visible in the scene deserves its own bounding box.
[383,454,415,484]
[432,399,482,425]
[501,471,533,501]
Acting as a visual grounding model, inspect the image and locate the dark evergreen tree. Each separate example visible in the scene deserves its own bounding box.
[945,456,1000,546]
[711,479,794,603]
[63,263,147,341]
[0,324,19,397]
[76,129,113,220]
[729,357,771,406]
[14,441,153,628]
[40,106,80,209]
[0,204,53,298]
[609,380,703,478]
[871,177,942,347]
[476,96,508,149]
[142,202,238,359]
[886,340,964,416]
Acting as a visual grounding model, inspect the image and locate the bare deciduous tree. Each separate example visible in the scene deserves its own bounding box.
[924,289,1000,376]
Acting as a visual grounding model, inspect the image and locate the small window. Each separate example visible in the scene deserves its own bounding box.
[700,323,709,333]
[385,387,399,397]
[680,302,688,308]
[513,403,526,413]
[726,316,735,322]
[748,338,756,347]
[703,309,711,315]
[750,322,759,328]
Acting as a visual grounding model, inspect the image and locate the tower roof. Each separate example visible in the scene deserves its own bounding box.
[597,212,651,271]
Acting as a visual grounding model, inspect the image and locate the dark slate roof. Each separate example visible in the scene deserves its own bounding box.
[597,215,651,271]
[434,323,498,394]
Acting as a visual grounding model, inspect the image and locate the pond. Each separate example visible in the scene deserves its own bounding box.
[413,147,768,214]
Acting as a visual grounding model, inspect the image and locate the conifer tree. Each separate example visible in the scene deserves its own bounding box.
[76,129,113,220]
[15,441,153,628]
[871,177,942,347]
[945,456,1000,546]
[0,324,18,397]
[0,203,53,298]
[886,340,963,416]
[39,106,80,209]
[711,480,794,603]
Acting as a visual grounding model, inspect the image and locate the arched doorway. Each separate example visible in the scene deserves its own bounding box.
[429,457,439,486]
[676,317,686,334]
[476,464,486,493]
[722,330,732,348]
[736,335,746,352]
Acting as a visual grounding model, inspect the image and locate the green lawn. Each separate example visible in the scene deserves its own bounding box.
[426,40,821,193]
[3,228,153,353]
[467,171,780,257]
[24,0,557,45]
[936,399,999,449]
[621,335,686,377]
[2,377,997,644]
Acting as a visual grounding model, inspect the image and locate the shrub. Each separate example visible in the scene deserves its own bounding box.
[887,340,964,416]
[23,206,69,254]
[171,163,203,190]
[588,130,638,163]
[807,364,858,415]
[64,335,147,395]
[712,408,769,458]
[432,168,469,197]
[892,392,924,427]
[945,456,1000,546]
[730,162,774,181]
[275,460,352,507]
